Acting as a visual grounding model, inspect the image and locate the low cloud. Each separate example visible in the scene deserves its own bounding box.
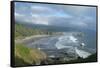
[15,2,96,30]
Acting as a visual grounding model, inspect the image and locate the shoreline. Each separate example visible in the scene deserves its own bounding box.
[15,35,50,43]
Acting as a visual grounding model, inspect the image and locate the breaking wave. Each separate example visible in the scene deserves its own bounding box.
[55,32,92,58]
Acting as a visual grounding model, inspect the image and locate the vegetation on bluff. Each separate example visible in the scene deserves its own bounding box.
[15,43,47,66]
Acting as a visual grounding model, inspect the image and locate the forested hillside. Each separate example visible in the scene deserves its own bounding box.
[15,23,58,39]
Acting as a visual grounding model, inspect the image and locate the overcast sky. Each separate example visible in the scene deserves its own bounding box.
[15,2,96,30]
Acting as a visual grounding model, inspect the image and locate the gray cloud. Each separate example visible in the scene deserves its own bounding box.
[15,2,96,30]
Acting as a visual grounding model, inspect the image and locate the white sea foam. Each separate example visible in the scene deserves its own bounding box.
[55,34,78,49]
[69,36,78,43]
[55,33,91,58]
[75,47,91,58]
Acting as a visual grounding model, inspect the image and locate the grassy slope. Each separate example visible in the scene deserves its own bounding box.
[15,44,47,66]
[15,23,48,66]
